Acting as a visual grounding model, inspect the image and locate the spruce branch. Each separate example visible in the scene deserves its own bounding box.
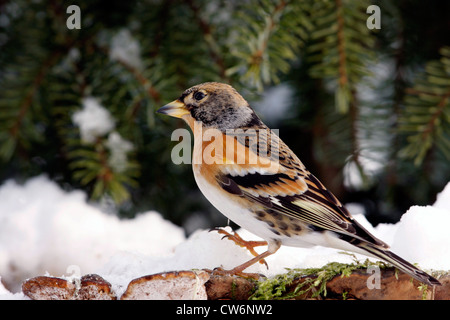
[227,0,309,90]
[92,42,162,104]
[184,0,230,82]
[335,0,350,114]
[242,0,287,90]
[399,46,450,165]
[0,40,68,162]
[308,0,375,113]
[1,0,447,222]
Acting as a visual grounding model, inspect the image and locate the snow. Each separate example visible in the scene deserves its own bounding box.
[0,176,184,294]
[105,132,134,173]
[434,182,450,211]
[0,175,449,298]
[390,182,450,271]
[72,98,134,170]
[72,97,115,144]
[391,206,450,270]
[0,280,26,300]
[109,29,143,70]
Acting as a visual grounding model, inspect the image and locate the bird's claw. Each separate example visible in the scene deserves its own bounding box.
[210,227,269,268]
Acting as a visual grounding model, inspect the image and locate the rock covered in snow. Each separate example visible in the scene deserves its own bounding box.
[0,176,449,300]
[17,269,450,300]
[0,175,185,293]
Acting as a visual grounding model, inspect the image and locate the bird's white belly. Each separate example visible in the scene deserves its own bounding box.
[193,168,321,249]
[193,169,281,242]
[192,166,371,254]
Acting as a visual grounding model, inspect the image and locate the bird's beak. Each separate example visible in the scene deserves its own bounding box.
[157,100,190,119]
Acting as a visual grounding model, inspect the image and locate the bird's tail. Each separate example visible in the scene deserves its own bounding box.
[358,243,441,287]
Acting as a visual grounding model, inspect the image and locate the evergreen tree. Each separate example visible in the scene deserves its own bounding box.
[0,0,448,227]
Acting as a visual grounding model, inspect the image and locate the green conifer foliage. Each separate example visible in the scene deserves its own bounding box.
[0,0,448,225]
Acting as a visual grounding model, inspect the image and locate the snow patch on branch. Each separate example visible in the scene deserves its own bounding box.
[72,97,115,144]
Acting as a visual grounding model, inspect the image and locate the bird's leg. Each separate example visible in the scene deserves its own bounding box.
[212,228,268,266]
[231,240,281,273]
[209,240,281,279]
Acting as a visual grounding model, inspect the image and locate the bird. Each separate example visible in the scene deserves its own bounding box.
[157,82,440,287]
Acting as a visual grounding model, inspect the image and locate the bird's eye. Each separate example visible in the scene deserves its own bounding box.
[193,91,206,101]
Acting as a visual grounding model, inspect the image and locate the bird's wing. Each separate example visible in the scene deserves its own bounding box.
[215,133,388,248]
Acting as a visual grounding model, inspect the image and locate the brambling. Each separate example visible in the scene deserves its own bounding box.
[157,82,440,286]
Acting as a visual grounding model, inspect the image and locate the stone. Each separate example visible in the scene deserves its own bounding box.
[205,273,258,300]
[325,269,431,300]
[22,276,76,300]
[22,274,116,300]
[284,268,449,300]
[78,274,116,300]
[120,270,210,300]
[20,269,450,300]
[433,275,450,300]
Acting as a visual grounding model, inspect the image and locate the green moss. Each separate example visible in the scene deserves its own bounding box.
[417,284,429,300]
[249,253,390,300]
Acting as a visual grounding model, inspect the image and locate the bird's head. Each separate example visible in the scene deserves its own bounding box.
[157,82,262,131]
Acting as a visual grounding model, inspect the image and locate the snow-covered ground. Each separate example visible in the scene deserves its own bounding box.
[0,175,449,299]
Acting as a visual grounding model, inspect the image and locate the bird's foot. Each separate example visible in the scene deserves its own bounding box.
[210,227,268,268]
